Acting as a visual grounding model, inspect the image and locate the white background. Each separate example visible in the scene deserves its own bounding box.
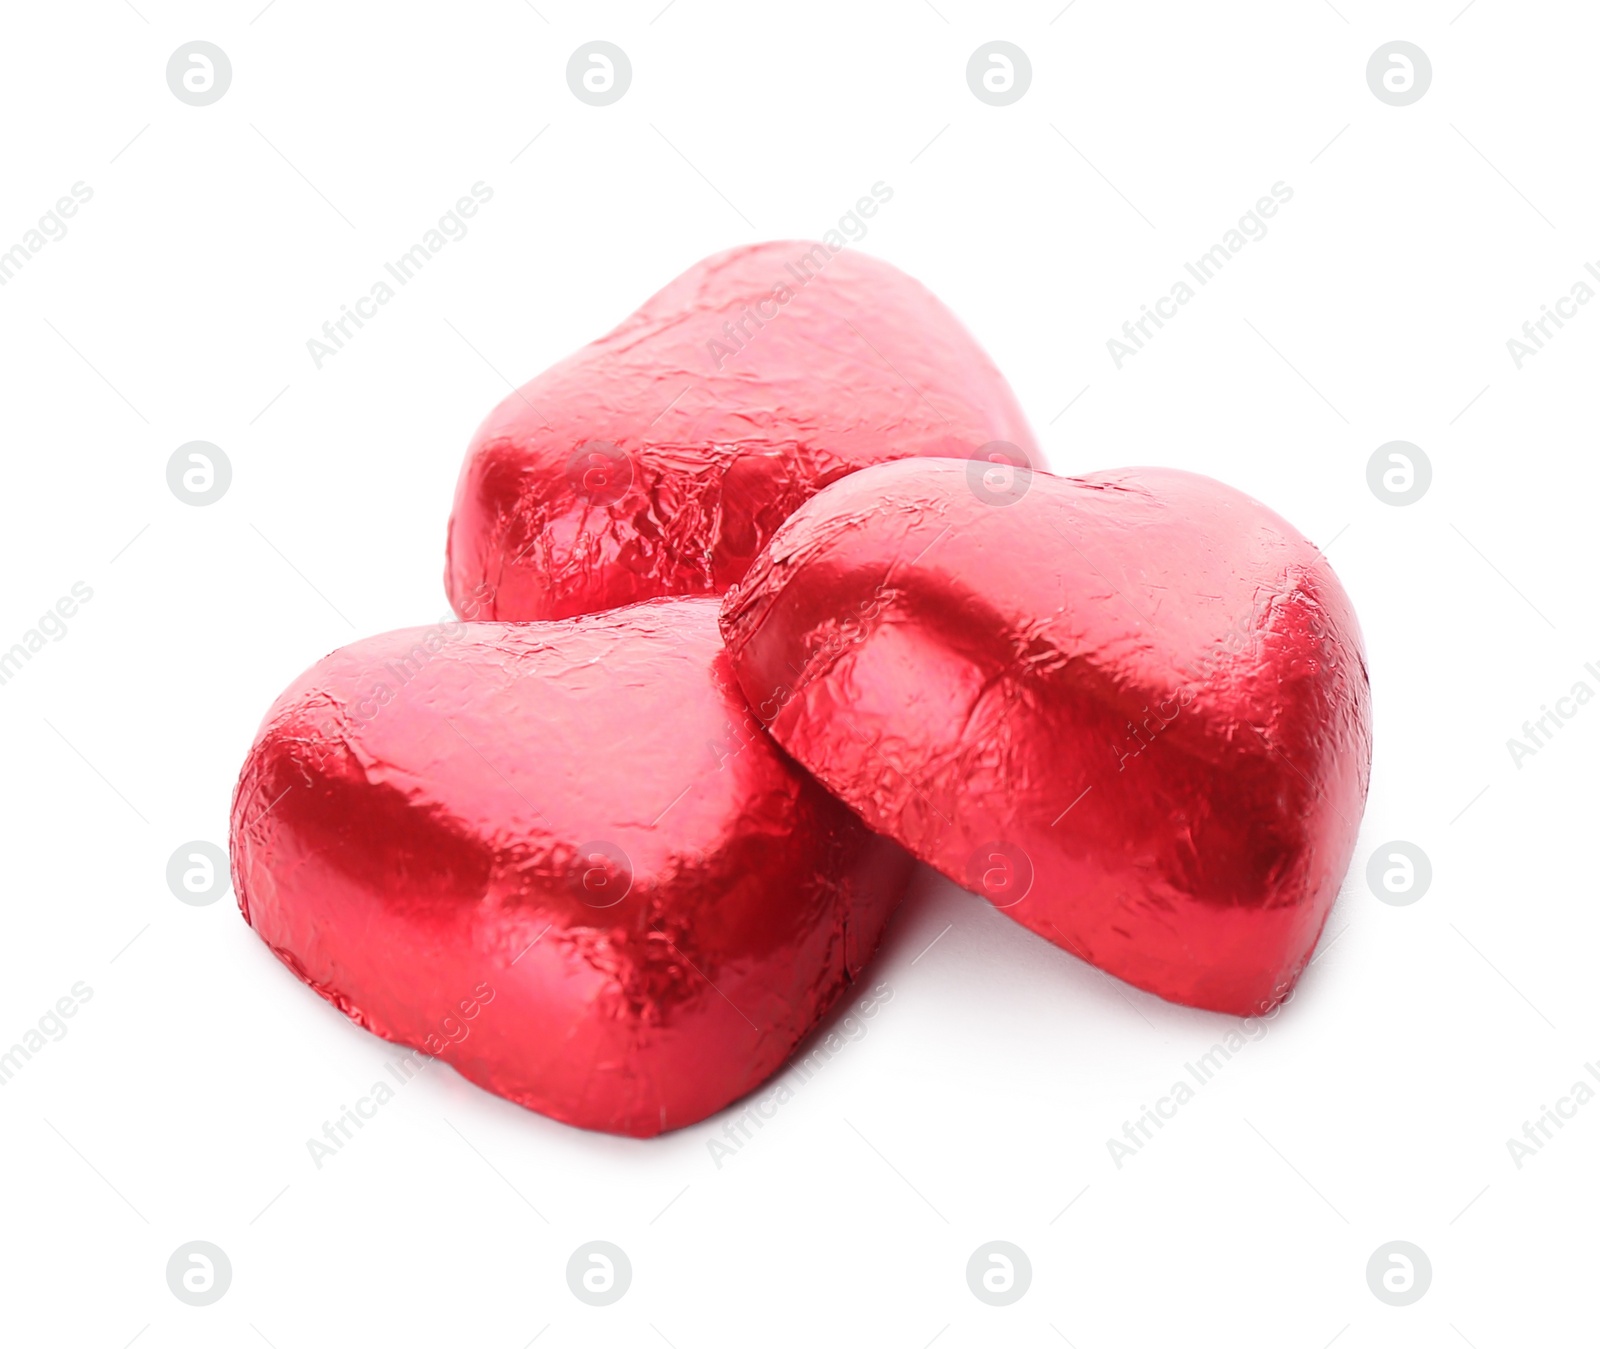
[1,1,1594,1345]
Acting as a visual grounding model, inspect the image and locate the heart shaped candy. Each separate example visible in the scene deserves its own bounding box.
[229,597,911,1136]
[444,240,1038,623]
[719,460,1372,1015]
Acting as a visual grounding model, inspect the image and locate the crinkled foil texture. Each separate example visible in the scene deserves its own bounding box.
[229,597,912,1137]
[719,461,1373,1016]
[444,241,1039,622]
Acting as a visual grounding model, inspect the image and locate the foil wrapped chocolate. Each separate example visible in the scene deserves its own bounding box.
[230,596,912,1136]
[719,460,1372,1015]
[444,239,1039,623]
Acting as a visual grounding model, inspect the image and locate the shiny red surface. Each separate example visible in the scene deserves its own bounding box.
[229,597,911,1136]
[719,460,1372,1015]
[445,240,1038,623]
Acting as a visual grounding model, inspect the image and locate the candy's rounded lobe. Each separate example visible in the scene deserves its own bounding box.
[229,597,911,1137]
[444,240,1039,623]
[719,461,1372,1016]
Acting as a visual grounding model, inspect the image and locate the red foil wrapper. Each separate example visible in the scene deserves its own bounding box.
[719,460,1372,1016]
[229,597,911,1136]
[444,240,1039,623]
